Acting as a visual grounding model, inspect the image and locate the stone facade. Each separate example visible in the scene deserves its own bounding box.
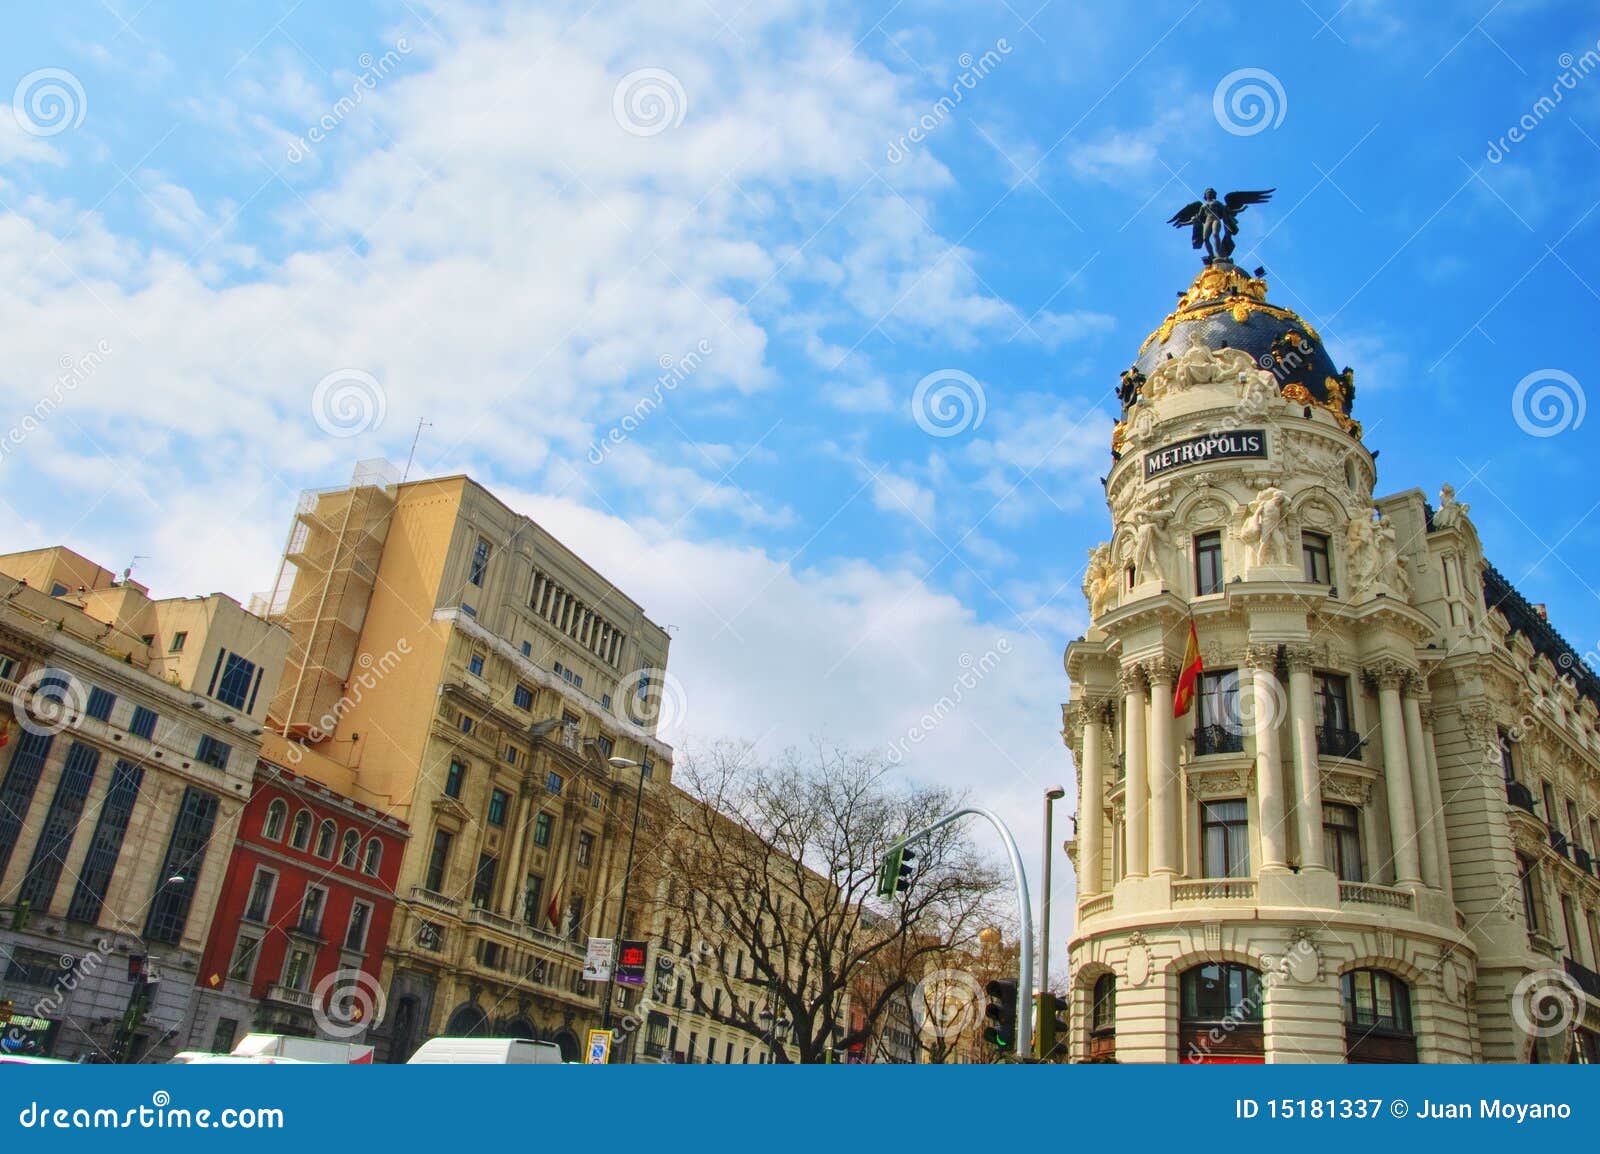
[1064,263,1600,1064]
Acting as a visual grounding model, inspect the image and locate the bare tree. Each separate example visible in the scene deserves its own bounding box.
[650,742,1005,1063]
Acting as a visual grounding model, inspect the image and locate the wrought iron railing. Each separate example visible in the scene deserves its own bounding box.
[1505,780,1537,813]
[1564,956,1600,1001]
[1193,724,1244,756]
[1315,725,1363,759]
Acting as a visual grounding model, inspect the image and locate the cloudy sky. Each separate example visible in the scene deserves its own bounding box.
[3,1,1597,938]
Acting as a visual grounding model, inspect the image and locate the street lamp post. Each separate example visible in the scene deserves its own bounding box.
[602,755,649,1059]
[110,874,187,1063]
[1040,785,1066,999]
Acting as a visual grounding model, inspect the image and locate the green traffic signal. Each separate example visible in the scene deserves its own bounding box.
[876,844,916,901]
[983,978,1018,1050]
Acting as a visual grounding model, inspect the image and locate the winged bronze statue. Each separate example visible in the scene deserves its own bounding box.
[1167,188,1274,263]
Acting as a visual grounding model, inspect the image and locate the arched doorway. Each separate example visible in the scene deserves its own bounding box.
[444,1004,491,1037]
[552,1029,579,1062]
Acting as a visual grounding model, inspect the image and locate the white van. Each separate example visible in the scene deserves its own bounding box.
[406,1037,562,1065]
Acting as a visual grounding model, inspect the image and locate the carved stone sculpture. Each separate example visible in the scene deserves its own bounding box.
[1239,486,1292,568]
[1434,483,1470,530]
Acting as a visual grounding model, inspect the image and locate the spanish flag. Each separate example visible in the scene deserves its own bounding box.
[1174,619,1203,718]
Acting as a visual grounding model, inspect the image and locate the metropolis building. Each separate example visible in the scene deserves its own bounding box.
[1063,254,1600,1063]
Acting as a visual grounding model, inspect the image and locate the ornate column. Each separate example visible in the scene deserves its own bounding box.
[1146,658,1180,876]
[1401,680,1441,890]
[500,781,536,918]
[1420,705,1454,901]
[1246,645,1289,870]
[1073,700,1109,896]
[1285,645,1326,872]
[1365,661,1422,886]
[1121,665,1149,879]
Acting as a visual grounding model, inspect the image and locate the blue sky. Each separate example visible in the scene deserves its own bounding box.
[3,1,1597,918]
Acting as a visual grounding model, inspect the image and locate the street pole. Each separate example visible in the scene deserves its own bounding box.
[1039,786,1065,998]
[602,757,648,1056]
[888,807,1033,1058]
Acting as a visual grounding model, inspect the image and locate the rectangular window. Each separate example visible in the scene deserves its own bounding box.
[459,714,474,734]
[129,705,158,740]
[1194,531,1223,595]
[417,921,443,952]
[521,640,532,657]
[228,934,261,982]
[0,730,57,880]
[425,829,453,892]
[196,734,232,770]
[522,874,544,925]
[169,632,187,653]
[469,537,491,586]
[596,735,614,760]
[85,686,116,722]
[144,787,220,944]
[282,947,313,992]
[1194,671,1242,755]
[513,684,533,710]
[533,812,553,848]
[345,901,372,952]
[1201,799,1250,878]
[212,652,257,710]
[468,653,485,676]
[1302,531,1331,584]
[503,744,518,766]
[244,867,277,923]
[299,885,326,934]
[472,854,498,908]
[444,759,465,799]
[546,771,564,796]
[1314,673,1352,730]
[66,759,144,923]
[577,832,594,867]
[212,1018,239,1054]
[487,788,509,827]
[1322,803,1363,882]
[18,741,101,910]
[1519,855,1541,934]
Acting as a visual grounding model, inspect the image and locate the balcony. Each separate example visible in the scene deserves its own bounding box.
[1079,893,1114,921]
[265,984,315,1009]
[1172,879,1256,903]
[409,886,460,915]
[1574,846,1595,876]
[1564,957,1600,1001]
[1315,725,1363,760]
[1338,881,1415,911]
[1193,724,1244,756]
[1550,828,1571,859]
[1506,780,1537,813]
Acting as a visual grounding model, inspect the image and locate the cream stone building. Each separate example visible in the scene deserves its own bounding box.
[0,547,286,1061]
[1064,261,1600,1064]
[251,462,673,1061]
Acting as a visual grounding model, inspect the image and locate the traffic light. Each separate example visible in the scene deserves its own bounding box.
[876,844,916,901]
[1035,992,1068,1061]
[983,978,1018,1051]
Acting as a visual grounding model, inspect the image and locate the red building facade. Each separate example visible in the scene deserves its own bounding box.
[189,759,408,1052]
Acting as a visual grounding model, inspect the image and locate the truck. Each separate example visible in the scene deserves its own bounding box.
[229,1033,375,1064]
[406,1037,562,1065]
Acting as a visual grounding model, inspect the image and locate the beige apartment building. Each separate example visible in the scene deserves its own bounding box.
[251,462,674,1061]
[1064,260,1600,1064]
[0,547,286,1061]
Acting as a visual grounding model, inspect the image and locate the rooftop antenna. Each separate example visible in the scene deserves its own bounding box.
[120,555,149,585]
[401,418,432,484]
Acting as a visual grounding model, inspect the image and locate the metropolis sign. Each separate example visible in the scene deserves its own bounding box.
[1144,430,1267,479]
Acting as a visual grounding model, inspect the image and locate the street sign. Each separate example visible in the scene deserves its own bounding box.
[582,937,614,982]
[585,1029,613,1064]
[615,939,647,987]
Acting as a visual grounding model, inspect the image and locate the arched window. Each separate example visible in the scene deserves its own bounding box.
[289,809,313,851]
[314,819,337,859]
[1179,963,1264,1063]
[340,829,360,869]
[1089,973,1117,1062]
[364,838,383,877]
[1341,969,1416,1063]
[261,799,287,841]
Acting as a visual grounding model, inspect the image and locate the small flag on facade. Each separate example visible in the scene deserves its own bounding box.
[1174,619,1203,718]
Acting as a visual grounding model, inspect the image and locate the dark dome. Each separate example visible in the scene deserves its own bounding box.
[1124,262,1355,421]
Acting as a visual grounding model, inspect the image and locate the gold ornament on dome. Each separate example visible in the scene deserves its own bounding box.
[1281,383,1314,406]
[1111,421,1128,454]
